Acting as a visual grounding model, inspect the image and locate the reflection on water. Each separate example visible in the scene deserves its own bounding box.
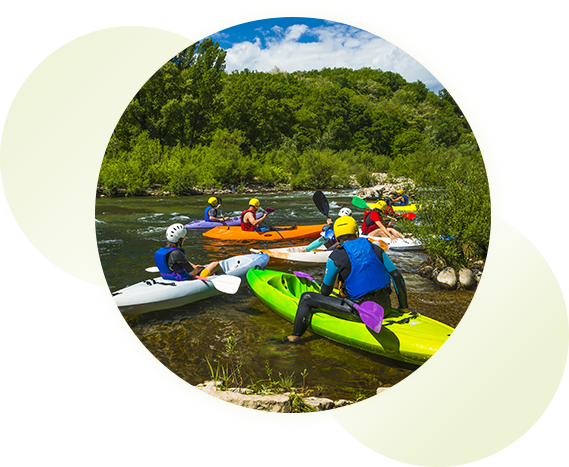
[96,191,473,401]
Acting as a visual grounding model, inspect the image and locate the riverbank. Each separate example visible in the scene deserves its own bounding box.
[96,173,417,198]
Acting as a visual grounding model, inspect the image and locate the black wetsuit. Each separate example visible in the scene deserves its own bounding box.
[291,241,408,337]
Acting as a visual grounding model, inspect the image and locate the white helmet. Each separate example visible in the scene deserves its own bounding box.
[338,207,352,217]
[166,223,187,243]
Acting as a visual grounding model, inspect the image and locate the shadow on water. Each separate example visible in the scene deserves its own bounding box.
[98,191,474,402]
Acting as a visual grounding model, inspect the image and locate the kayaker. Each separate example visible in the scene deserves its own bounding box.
[155,223,223,281]
[241,198,268,231]
[301,207,352,252]
[286,216,409,342]
[204,196,230,223]
[362,201,405,242]
[387,189,409,206]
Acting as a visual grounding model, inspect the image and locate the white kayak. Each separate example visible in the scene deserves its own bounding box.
[360,235,423,251]
[251,236,422,264]
[113,253,269,315]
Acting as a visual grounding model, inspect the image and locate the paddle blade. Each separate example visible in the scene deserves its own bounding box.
[313,191,330,217]
[145,266,160,273]
[355,301,385,333]
[195,274,242,294]
[351,196,369,210]
[293,271,315,281]
[265,208,276,214]
[403,212,416,220]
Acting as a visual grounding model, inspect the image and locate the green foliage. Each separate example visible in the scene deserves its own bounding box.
[99,39,479,204]
[405,152,490,268]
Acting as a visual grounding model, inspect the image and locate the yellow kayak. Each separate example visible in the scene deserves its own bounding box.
[367,202,418,212]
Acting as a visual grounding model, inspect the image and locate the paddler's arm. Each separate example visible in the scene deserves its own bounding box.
[245,211,267,226]
[320,257,341,297]
[380,251,409,309]
[168,250,200,275]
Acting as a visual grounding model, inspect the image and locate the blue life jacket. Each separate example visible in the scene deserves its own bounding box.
[204,206,217,221]
[154,247,190,281]
[401,194,409,206]
[342,237,392,299]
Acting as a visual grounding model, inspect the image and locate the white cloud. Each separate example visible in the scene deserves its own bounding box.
[225,23,442,91]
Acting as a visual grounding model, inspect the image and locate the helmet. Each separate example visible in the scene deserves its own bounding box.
[249,198,261,208]
[370,201,387,211]
[397,189,404,195]
[333,216,359,239]
[208,196,219,206]
[166,223,187,243]
[338,207,352,217]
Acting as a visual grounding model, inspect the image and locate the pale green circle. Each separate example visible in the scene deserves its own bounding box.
[0,25,566,467]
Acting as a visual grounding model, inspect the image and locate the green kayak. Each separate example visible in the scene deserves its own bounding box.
[247,269,454,365]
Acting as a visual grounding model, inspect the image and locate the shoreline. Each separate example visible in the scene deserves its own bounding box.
[96,173,417,199]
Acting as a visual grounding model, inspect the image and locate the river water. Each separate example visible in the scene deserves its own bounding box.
[96,190,475,402]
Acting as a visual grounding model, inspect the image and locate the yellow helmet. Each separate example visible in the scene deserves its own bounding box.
[208,196,219,206]
[369,200,387,211]
[249,198,261,208]
[397,189,404,195]
[333,216,359,239]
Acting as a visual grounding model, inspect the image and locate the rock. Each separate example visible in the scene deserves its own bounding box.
[458,268,476,290]
[418,265,434,279]
[434,267,458,290]
[334,399,353,408]
[93,404,107,414]
[354,173,417,200]
[303,397,335,411]
[198,381,292,412]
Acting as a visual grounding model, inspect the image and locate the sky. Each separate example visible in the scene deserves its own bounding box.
[209,17,443,92]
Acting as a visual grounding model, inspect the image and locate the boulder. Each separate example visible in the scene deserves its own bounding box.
[458,268,476,290]
[434,267,458,290]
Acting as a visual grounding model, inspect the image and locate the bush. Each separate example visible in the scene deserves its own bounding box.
[406,152,490,268]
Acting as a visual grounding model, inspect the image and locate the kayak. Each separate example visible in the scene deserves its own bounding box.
[185,212,261,230]
[392,204,418,212]
[202,224,325,241]
[250,236,420,264]
[250,245,333,263]
[250,236,422,264]
[360,235,423,251]
[246,269,453,365]
[366,202,418,212]
[113,253,269,315]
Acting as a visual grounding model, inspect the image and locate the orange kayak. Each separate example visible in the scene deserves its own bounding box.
[202,224,325,241]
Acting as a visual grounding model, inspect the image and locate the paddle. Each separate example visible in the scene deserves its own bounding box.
[144,267,241,294]
[293,271,384,333]
[402,212,416,220]
[312,190,330,217]
[351,196,369,210]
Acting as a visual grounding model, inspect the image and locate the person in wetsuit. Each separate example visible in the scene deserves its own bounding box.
[286,216,409,342]
[155,223,223,281]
